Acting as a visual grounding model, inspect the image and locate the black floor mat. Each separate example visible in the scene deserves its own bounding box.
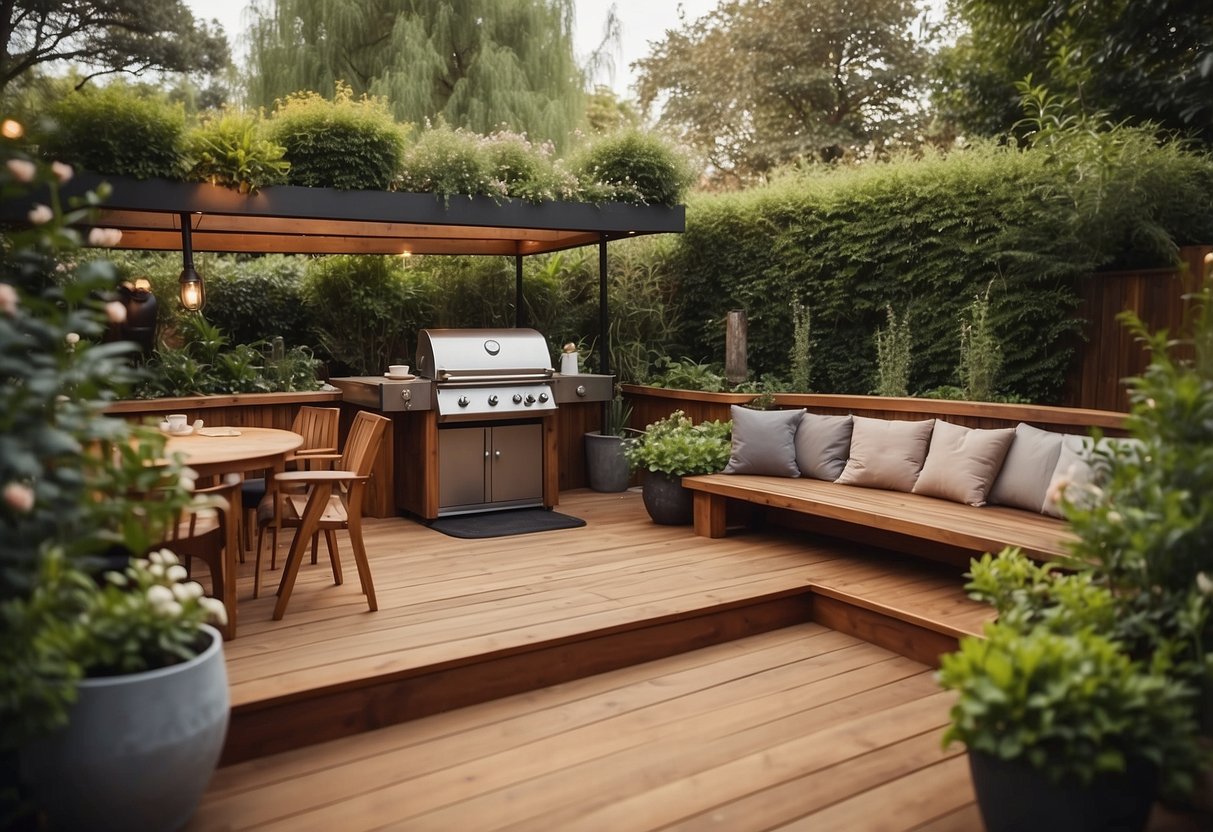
[427,508,587,539]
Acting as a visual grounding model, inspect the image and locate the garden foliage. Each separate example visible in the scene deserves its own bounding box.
[40,83,187,180]
[671,138,1213,402]
[185,108,289,193]
[269,85,407,191]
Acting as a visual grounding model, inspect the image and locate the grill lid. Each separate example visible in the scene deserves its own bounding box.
[416,328,554,381]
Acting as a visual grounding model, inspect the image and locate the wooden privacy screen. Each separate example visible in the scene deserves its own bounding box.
[1066,245,1212,412]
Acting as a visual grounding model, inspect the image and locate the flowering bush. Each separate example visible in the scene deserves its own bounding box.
[0,127,225,754]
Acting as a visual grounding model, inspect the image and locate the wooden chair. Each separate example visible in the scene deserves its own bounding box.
[152,478,241,639]
[258,411,390,619]
[243,406,340,559]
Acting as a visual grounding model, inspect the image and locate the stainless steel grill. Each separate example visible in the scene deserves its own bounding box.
[416,328,556,422]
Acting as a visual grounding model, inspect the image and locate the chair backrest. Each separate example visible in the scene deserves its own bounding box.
[291,406,340,454]
[339,411,390,478]
[160,479,239,545]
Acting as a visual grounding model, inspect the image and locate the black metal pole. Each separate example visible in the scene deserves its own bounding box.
[180,212,193,267]
[515,254,525,328]
[598,238,610,377]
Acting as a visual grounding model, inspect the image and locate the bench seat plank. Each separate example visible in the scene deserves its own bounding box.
[682,474,1075,562]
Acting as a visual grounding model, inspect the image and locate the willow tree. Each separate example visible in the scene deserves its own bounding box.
[244,0,585,149]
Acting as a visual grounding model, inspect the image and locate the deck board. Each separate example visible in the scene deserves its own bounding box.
[193,625,969,831]
[222,489,994,710]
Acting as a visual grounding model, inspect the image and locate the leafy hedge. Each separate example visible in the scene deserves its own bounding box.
[41,83,186,180]
[670,140,1213,402]
[269,85,407,191]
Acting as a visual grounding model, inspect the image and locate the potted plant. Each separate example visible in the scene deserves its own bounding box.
[584,395,634,492]
[1,142,229,830]
[624,410,731,524]
[937,270,1213,829]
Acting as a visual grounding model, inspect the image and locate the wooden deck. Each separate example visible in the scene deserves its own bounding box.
[218,489,993,762]
[192,489,1204,831]
[195,625,975,831]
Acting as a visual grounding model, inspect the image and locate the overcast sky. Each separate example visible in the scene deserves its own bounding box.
[181,0,720,98]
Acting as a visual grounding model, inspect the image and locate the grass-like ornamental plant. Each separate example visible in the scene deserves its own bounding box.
[41,82,186,180]
[573,128,697,206]
[270,84,408,190]
[624,410,732,476]
[185,109,289,194]
[938,624,1201,788]
[874,305,911,397]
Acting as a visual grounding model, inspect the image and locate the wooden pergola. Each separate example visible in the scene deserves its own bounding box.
[5,172,686,374]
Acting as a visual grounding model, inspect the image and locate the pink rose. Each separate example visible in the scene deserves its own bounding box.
[87,227,123,247]
[51,161,73,183]
[27,204,52,225]
[0,283,17,316]
[4,482,35,513]
[5,158,34,182]
[105,301,127,324]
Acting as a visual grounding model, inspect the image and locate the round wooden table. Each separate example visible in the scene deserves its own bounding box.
[164,427,303,637]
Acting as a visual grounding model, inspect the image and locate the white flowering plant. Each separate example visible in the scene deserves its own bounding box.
[1,125,223,754]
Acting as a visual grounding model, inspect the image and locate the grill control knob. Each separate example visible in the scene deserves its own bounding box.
[538,392,549,403]
[488,395,499,406]
[512,393,523,404]
[576,385,587,397]
[458,395,470,408]
[524,394,536,406]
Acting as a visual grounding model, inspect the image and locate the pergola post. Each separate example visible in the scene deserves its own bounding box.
[598,238,610,377]
[514,254,525,328]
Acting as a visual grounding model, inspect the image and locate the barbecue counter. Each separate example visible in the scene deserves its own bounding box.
[330,328,613,520]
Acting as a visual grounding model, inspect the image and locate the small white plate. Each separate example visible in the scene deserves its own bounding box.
[384,373,416,380]
[161,425,194,436]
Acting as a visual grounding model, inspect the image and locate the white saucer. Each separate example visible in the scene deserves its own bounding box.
[160,425,194,436]
[384,373,416,380]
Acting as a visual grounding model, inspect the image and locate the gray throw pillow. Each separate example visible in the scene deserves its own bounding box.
[794,413,853,481]
[912,420,1015,506]
[723,405,805,477]
[835,416,935,492]
[988,423,1064,513]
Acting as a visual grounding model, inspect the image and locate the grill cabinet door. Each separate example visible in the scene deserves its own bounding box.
[438,427,488,510]
[489,423,543,504]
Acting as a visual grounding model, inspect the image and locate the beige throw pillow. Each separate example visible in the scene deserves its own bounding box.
[912,420,1015,506]
[835,417,935,492]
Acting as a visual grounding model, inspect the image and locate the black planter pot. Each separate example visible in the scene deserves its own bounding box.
[641,471,694,525]
[969,750,1157,832]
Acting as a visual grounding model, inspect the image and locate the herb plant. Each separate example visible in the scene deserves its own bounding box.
[624,410,732,477]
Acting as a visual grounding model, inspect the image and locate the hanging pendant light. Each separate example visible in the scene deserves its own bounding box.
[178,212,205,311]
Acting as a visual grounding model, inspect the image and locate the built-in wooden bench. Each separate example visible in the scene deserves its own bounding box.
[648,393,1130,565]
[683,474,1076,562]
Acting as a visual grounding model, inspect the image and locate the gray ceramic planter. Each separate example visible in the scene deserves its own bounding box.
[642,471,694,525]
[585,432,631,492]
[21,623,230,831]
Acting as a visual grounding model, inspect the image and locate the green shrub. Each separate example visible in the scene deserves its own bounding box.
[185,109,289,193]
[789,301,812,392]
[269,84,408,190]
[572,128,697,206]
[304,255,423,374]
[624,410,732,476]
[41,83,186,179]
[398,124,499,199]
[202,255,314,350]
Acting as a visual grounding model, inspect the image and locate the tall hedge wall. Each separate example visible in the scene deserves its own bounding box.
[670,141,1213,402]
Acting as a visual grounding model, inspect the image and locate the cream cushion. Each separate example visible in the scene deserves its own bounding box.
[912,420,1015,506]
[835,417,935,492]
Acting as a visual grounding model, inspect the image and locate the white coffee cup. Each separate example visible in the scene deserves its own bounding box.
[167,413,188,431]
[388,364,410,377]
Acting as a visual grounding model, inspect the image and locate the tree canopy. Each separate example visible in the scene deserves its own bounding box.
[934,0,1213,143]
[244,0,586,150]
[0,0,229,93]
[634,0,928,185]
